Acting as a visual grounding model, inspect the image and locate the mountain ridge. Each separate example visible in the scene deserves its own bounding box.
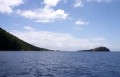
[0,27,50,51]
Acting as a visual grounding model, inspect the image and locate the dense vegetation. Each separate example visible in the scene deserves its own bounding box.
[0,27,49,51]
[81,47,110,52]
[91,47,110,52]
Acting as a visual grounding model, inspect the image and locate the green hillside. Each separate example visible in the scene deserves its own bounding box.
[0,27,49,51]
[81,47,110,52]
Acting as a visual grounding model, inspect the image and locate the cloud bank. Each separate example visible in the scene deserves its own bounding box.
[10,26,108,51]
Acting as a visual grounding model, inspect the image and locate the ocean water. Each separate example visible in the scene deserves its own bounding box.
[0,51,120,77]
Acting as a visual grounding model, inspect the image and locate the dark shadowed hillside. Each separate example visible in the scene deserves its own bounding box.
[91,47,110,52]
[0,27,49,51]
[81,47,110,52]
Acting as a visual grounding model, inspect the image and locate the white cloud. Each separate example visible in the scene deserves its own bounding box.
[0,0,24,14]
[16,7,68,23]
[16,0,68,23]
[10,26,108,51]
[73,0,113,8]
[44,0,60,7]
[74,0,84,8]
[87,0,112,3]
[75,19,88,25]
[23,26,35,31]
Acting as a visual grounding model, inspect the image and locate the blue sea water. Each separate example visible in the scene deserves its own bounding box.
[0,51,120,77]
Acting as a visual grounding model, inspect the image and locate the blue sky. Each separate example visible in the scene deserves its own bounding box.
[0,0,120,51]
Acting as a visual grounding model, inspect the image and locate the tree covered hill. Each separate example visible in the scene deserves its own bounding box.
[81,47,110,52]
[0,27,49,51]
[90,47,110,52]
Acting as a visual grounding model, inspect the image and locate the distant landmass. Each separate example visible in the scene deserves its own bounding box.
[0,27,49,51]
[80,47,110,52]
[0,27,111,52]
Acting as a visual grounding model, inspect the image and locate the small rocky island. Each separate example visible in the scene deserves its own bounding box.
[81,47,110,52]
